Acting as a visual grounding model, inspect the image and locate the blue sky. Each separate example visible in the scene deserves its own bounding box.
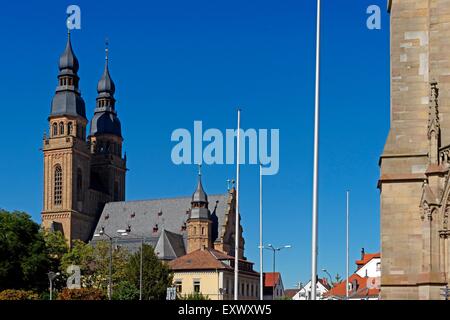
[0,0,389,288]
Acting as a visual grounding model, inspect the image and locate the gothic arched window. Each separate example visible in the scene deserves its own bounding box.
[59,122,64,135]
[54,165,63,205]
[52,123,57,136]
[77,168,83,201]
[68,122,73,136]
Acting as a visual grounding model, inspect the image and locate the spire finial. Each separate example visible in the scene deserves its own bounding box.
[198,164,202,177]
[66,14,71,39]
[105,37,109,62]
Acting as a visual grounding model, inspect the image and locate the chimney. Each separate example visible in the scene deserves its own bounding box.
[361,247,365,260]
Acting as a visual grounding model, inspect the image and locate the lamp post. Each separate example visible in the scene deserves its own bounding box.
[264,244,291,300]
[47,271,60,300]
[322,268,333,287]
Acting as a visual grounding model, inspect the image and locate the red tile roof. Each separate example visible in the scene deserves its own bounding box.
[324,274,380,299]
[284,289,299,299]
[356,252,380,267]
[168,248,233,271]
[264,272,281,287]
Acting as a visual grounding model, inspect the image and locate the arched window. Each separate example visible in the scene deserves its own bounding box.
[59,122,64,135]
[68,122,73,136]
[52,123,57,136]
[54,165,63,205]
[77,168,83,201]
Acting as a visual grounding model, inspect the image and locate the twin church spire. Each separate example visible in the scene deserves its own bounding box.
[52,31,122,139]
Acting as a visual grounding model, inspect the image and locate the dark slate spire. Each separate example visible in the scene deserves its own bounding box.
[50,31,86,119]
[190,166,209,219]
[90,40,122,137]
[58,32,79,74]
[97,44,115,97]
[192,171,208,204]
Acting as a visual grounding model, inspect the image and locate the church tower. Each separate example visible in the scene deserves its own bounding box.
[380,0,450,299]
[88,42,126,203]
[42,31,93,243]
[187,169,212,253]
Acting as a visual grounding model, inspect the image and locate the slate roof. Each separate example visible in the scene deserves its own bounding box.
[91,193,229,256]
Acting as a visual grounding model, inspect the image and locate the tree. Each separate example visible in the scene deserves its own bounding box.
[0,210,49,291]
[179,292,210,300]
[112,280,139,300]
[60,240,129,294]
[43,229,68,272]
[334,273,342,285]
[126,244,173,300]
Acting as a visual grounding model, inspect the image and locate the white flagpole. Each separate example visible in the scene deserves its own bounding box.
[234,109,241,300]
[259,163,264,300]
[311,0,321,301]
[346,190,349,300]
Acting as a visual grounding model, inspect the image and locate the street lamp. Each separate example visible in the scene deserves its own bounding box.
[47,271,60,300]
[264,244,292,300]
[322,269,333,287]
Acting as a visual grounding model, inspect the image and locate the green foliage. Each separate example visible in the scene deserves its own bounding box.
[43,229,68,271]
[60,239,129,295]
[0,210,50,291]
[179,292,210,300]
[112,280,139,300]
[126,244,173,300]
[57,287,105,300]
[0,289,39,300]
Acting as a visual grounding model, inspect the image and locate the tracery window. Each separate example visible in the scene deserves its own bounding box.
[54,165,63,205]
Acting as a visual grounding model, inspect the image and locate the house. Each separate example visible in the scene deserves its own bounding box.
[324,249,381,300]
[263,272,284,300]
[284,289,300,300]
[294,278,331,300]
[168,247,259,300]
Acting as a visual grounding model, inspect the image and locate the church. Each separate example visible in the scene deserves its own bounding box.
[41,31,247,261]
[380,0,450,300]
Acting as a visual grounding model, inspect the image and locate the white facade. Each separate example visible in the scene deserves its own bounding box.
[355,257,381,278]
[293,280,329,300]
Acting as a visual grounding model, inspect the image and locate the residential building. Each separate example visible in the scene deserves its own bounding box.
[263,272,284,300]
[168,247,259,300]
[324,250,381,300]
[295,278,330,300]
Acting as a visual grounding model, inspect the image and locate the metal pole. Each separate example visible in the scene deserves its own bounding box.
[346,191,349,300]
[272,248,276,300]
[140,238,143,300]
[234,109,241,300]
[49,279,53,301]
[109,237,113,300]
[259,164,264,300]
[311,0,321,301]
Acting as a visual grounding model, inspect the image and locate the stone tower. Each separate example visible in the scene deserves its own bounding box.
[187,171,212,253]
[42,34,127,245]
[41,32,93,242]
[380,0,450,299]
[88,43,126,203]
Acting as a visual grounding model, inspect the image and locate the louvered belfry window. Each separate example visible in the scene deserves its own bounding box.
[54,165,63,205]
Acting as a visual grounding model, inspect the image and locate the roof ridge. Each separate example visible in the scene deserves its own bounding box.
[106,193,229,204]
